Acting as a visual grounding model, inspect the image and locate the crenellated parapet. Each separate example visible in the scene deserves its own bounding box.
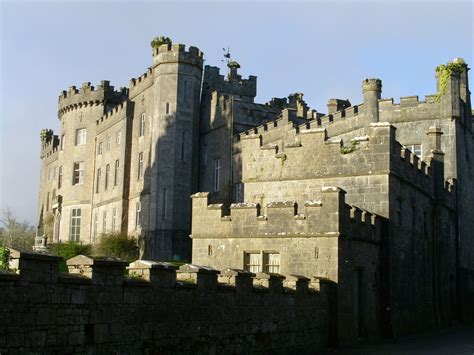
[40,129,60,159]
[152,43,204,68]
[129,67,153,97]
[1,248,329,352]
[58,81,128,118]
[191,187,380,241]
[203,65,257,100]
[95,100,133,134]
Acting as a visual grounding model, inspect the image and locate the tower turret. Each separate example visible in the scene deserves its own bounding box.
[140,42,204,260]
[362,78,382,123]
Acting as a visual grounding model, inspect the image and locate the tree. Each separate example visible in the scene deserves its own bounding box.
[0,208,36,250]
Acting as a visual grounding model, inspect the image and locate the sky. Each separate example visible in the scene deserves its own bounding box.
[0,0,472,224]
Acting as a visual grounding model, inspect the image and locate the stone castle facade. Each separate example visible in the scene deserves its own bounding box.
[37,39,474,342]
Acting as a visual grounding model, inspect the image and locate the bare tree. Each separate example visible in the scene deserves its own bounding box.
[0,208,35,250]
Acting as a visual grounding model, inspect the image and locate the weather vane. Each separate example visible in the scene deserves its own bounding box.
[222,46,231,65]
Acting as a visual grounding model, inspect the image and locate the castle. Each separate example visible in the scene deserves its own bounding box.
[36,38,474,343]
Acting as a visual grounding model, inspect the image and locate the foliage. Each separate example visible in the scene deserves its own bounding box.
[48,242,92,260]
[43,212,55,240]
[151,36,172,48]
[0,208,36,251]
[435,61,465,102]
[0,245,10,271]
[48,242,92,272]
[94,232,139,261]
[340,140,359,154]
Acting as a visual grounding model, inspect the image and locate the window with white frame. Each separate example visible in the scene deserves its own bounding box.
[60,134,65,150]
[73,162,84,185]
[405,144,422,157]
[75,128,87,145]
[116,130,121,145]
[105,164,110,190]
[213,158,220,192]
[107,136,112,151]
[135,202,141,229]
[138,152,144,179]
[112,207,117,232]
[114,160,119,186]
[58,166,63,189]
[96,168,101,193]
[98,142,103,155]
[244,252,261,273]
[263,252,280,273]
[140,113,146,136]
[70,208,81,242]
[93,213,98,240]
[102,211,107,233]
[234,182,243,203]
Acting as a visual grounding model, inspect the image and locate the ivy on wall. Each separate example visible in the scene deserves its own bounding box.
[151,36,172,48]
[435,61,465,102]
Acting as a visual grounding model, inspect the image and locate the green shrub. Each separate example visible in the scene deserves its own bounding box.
[48,242,92,261]
[94,233,139,261]
[0,246,10,271]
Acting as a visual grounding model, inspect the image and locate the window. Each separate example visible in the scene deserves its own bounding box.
[70,208,81,242]
[107,136,112,151]
[116,131,121,145]
[98,142,103,155]
[48,168,52,181]
[244,253,261,273]
[234,183,243,203]
[105,164,110,190]
[165,102,170,114]
[112,208,117,232]
[213,158,220,192]
[263,253,280,273]
[58,166,63,189]
[140,113,146,136]
[60,135,65,150]
[138,152,144,179]
[135,202,141,229]
[96,168,101,193]
[405,144,422,157]
[46,192,50,211]
[102,211,107,233]
[73,162,84,185]
[114,160,119,186]
[93,213,98,240]
[162,188,167,221]
[75,128,87,145]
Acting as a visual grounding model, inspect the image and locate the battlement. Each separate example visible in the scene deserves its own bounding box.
[191,187,380,240]
[129,67,153,97]
[1,248,329,353]
[58,80,128,117]
[40,131,60,159]
[152,43,204,68]
[203,65,257,100]
[95,100,131,133]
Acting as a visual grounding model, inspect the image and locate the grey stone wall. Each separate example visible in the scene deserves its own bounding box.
[0,250,329,353]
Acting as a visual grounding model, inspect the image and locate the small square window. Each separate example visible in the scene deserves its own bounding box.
[244,252,261,273]
[75,129,87,146]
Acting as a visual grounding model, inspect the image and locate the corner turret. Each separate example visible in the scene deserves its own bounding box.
[362,78,382,123]
[203,64,257,103]
[58,81,128,118]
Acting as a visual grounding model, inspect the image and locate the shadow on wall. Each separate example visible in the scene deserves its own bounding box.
[137,105,195,261]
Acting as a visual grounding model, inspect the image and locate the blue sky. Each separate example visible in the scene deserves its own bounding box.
[0,0,472,224]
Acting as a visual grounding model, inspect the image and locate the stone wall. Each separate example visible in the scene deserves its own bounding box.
[0,250,329,353]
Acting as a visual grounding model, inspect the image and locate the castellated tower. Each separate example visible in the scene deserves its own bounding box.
[38,82,127,245]
[127,43,203,260]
